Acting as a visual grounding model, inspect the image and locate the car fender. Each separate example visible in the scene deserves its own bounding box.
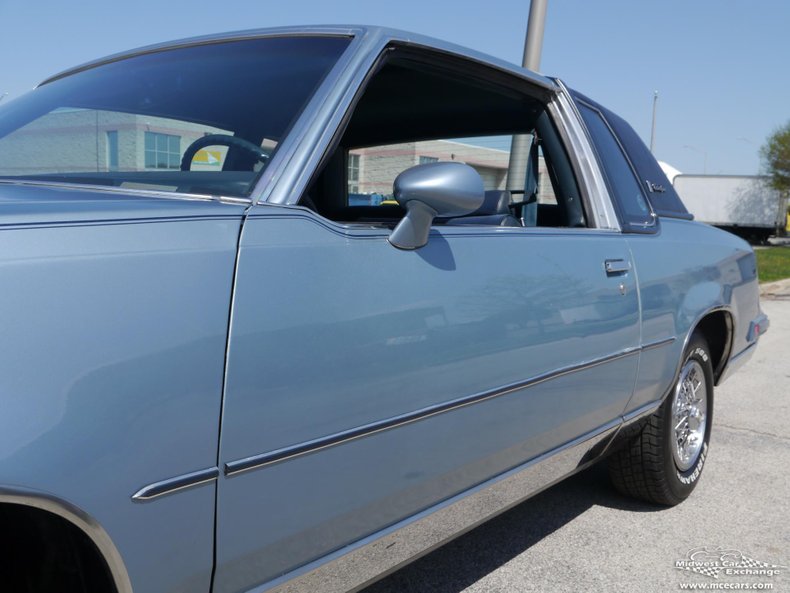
[0,484,133,593]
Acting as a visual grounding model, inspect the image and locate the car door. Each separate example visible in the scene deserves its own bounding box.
[571,91,691,414]
[214,216,639,591]
[213,46,640,592]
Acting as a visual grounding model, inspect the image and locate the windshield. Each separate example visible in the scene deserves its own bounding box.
[0,35,350,198]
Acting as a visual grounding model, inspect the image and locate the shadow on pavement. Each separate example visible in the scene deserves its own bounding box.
[361,462,665,593]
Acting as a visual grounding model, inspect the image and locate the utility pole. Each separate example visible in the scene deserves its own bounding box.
[522,0,548,70]
[506,0,548,191]
[650,90,658,153]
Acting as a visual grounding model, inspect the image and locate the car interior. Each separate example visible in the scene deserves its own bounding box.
[301,49,588,229]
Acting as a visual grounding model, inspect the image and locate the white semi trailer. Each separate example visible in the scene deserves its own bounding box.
[673,174,787,243]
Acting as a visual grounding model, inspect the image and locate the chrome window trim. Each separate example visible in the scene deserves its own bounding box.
[0,486,133,593]
[571,96,659,232]
[367,35,558,92]
[250,29,375,206]
[243,419,621,593]
[31,26,562,210]
[544,97,599,230]
[252,28,559,207]
[225,345,644,478]
[248,204,625,239]
[131,467,220,502]
[552,81,621,231]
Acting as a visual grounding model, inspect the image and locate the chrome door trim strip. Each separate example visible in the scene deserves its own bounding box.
[0,486,133,593]
[131,467,219,502]
[224,347,641,477]
[252,420,620,593]
[641,336,676,351]
[622,400,662,424]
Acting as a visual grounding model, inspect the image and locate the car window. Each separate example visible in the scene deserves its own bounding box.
[305,51,584,229]
[577,102,655,230]
[346,138,562,210]
[0,36,350,198]
[597,104,691,220]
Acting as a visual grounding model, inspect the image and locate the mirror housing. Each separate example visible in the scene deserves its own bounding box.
[388,162,485,250]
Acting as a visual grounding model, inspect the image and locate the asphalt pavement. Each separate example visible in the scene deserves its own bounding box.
[364,298,790,593]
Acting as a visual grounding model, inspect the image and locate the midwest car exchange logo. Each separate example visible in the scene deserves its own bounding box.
[676,548,785,579]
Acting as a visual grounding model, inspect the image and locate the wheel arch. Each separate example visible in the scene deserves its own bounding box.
[686,307,734,387]
[0,485,133,593]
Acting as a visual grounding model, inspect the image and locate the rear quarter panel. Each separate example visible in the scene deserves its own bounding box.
[626,218,759,412]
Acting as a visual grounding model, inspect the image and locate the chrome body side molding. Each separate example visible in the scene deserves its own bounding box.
[717,341,757,385]
[641,336,676,352]
[255,420,620,593]
[224,348,640,477]
[622,399,662,424]
[225,339,677,479]
[132,467,220,502]
[715,310,769,385]
[685,305,735,387]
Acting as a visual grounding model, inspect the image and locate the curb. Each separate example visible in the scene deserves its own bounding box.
[760,278,790,300]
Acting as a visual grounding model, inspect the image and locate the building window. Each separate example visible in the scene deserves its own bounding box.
[144,132,181,169]
[106,131,119,171]
[348,153,360,194]
[419,155,438,165]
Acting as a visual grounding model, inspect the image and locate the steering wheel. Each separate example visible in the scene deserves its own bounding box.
[180,134,270,171]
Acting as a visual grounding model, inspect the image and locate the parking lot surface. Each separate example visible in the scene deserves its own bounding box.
[365,299,789,593]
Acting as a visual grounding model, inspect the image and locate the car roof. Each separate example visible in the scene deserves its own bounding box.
[39,25,559,92]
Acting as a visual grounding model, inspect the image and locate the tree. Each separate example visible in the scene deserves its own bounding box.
[760,121,790,193]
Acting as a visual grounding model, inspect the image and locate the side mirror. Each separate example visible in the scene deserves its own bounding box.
[388,162,485,250]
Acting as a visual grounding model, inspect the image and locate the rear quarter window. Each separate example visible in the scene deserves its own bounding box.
[576,101,656,232]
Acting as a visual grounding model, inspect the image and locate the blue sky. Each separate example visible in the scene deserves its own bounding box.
[1,0,787,175]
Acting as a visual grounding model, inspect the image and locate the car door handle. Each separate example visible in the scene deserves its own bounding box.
[604,259,631,275]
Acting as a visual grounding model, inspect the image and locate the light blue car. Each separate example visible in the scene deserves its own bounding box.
[0,26,768,593]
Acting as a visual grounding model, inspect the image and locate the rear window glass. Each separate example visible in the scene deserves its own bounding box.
[0,36,350,198]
